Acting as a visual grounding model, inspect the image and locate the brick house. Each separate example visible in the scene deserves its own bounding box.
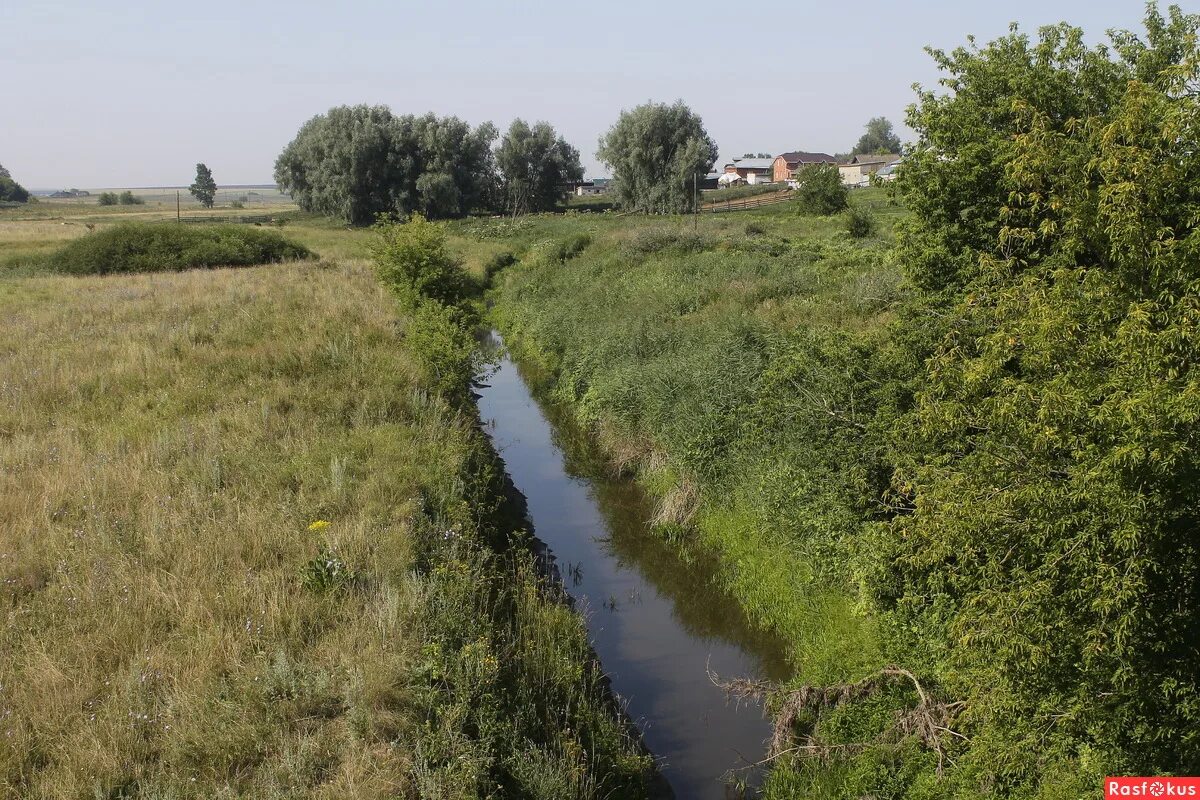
[771,151,837,183]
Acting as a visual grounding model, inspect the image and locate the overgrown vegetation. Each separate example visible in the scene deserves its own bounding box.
[484,5,1200,792]
[45,222,312,274]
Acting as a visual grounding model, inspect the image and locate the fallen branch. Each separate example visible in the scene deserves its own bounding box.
[709,664,969,776]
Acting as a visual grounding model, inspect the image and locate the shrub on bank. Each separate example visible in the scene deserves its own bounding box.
[45,223,313,275]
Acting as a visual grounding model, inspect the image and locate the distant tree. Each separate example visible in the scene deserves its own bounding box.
[189,163,217,208]
[274,105,498,225]
[793,163,848,214]
[118,190,144,205]
[597,101,718,214]
[0,163,30,203]
[850,117,902,155]
[98,192,119,206]
[741,152,773,158]
[496,119,584,215]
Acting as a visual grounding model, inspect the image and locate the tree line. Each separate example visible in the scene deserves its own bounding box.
[273,101,723,223]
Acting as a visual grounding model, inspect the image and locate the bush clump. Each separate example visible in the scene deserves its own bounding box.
[621,227,713,258]
[46,223,313,275]
[794,163,849,215]
[370,213,469,309]
[843,206,877,238]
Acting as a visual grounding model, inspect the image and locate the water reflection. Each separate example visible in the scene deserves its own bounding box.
[475,333,790,799]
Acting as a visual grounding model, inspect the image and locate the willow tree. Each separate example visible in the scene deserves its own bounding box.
[596,101,717,214]
[274,105,497,224]
[496,120,582,215]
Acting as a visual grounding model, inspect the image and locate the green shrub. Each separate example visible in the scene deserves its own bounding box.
[118,190,144,206]
[621,227,713,258]
[230,199,245,209]
[794,163,849,215]
[97,192,118,206]
[371,213,468,309]
[843,206,877,238]
[46,223,313,275]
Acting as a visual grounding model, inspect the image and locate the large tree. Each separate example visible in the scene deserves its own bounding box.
[189,163,217,208]
[882,4,1200,785]
[850,117,902,155]
[596,101,717,214]
[274,105,497,225]
[495,119,583,215]
[0,163,30,203]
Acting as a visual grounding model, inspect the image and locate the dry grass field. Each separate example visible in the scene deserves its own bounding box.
[0,220,650,798]
[0,260,435,796]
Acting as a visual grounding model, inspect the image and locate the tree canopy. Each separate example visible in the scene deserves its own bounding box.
[189,163,217,208]
[850,117,901,156]
[274,105,497,225]
[0,163,30,203]
[883,3,1200,785]
[496,119,583,215]
[596,101,718,214]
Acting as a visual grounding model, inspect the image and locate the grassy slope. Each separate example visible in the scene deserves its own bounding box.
[0,226,650,797]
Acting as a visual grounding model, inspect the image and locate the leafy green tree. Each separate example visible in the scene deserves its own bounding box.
[274,105,497,225]
[496,119,583,215]
[118,190,144,206]
[97,192,119,206]
[882,3,1200,784]
[793,163,848,215]
[596,101,718,213]
[0,163,30,203]
[850,117,902,156]
[189,163,217,208]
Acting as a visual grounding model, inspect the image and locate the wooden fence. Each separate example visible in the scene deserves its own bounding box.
[700,191,793,213]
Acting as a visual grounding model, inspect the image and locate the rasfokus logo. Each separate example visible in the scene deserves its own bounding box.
[1107,778,1200,798]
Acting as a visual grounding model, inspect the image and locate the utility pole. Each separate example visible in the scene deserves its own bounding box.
[176,191,181,223]
[693,172,698,229]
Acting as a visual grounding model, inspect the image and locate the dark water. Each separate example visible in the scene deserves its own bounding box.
[475,333,790,799]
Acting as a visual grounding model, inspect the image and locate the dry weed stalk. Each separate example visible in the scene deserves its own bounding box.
[710,665,968,775]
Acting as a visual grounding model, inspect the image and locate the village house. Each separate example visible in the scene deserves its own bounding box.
[771,151,837,183]
[837,153,900,186]
[721,157,775,185]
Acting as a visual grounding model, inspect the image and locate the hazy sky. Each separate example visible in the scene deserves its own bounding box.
[1,0,1159,188]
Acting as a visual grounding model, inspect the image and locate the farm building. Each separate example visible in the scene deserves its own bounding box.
[837,153,900,185]
[723,157,775,185]
[771,151,837,183]
[574,178,613,196]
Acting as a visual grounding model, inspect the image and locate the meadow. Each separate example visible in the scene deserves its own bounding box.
[0,212,651,798]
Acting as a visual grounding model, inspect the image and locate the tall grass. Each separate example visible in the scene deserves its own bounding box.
[0,253,651,797]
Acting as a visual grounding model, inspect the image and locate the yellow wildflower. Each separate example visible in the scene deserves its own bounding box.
[307,520,331,532]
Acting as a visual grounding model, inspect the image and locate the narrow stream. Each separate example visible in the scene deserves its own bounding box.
[475,333,791,799]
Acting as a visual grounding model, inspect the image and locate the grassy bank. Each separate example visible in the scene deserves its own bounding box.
[0,222,651,797]
[481,192,902,683]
